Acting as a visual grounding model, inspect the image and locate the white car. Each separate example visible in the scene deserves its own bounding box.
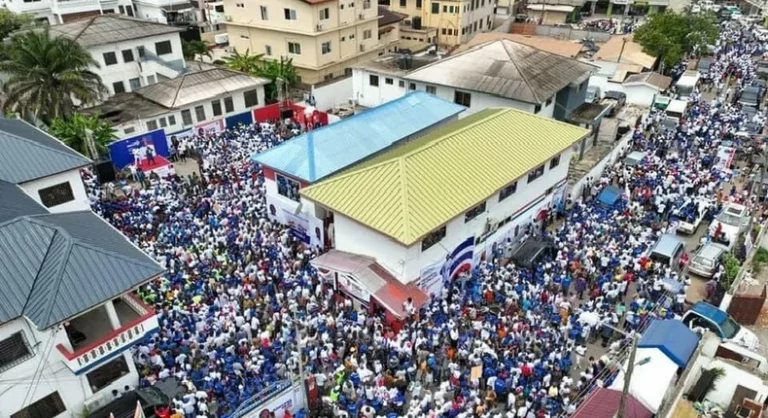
[708,202,751,249]
[674,197,712,234]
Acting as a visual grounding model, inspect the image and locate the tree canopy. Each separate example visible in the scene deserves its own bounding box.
[633,11,719,71]
[221,48,263,73]
[221,49,298,102]
[182,39,211,62]
[49,113,116,158]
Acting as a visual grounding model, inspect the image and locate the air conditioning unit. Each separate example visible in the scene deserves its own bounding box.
[348,98,358,106]
[358,13,365,19]
[359,44,365,52]
[225,15,232,21]
[316,23,323,31]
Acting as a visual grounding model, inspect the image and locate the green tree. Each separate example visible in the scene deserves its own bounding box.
[255,57,298,102]
[633,11,718,72]
[182,39,212,62]
[49,113,116,158]
[0,29,106,123]
[0,9,34,40]
[221,48,263,73]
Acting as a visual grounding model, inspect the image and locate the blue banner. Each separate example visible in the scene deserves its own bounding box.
[108,129,169,169]
[226,111,253,129]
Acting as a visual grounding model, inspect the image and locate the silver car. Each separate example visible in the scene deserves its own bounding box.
[688,244,727,278]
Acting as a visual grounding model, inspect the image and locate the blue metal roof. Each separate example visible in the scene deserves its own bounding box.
[639,319,700,368]
[252,91,465,182]
[691,301,728,324]
[597,185,622,207]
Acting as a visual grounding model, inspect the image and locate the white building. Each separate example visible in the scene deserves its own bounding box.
[0,120,165,418]
[87,66,269,138]
[622,72,672,107]
[301,108,587,319]
[586,35,657,95]
[1,0,136,24]
[49,15,188,98]
[352,39,595,122]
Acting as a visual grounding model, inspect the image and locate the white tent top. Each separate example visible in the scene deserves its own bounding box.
[609,347,678,412]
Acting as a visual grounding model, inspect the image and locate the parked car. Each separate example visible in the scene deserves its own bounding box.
[688,243,727,278]
[697,57,714,72]
[89,387,171,418]
[648,234,686,272]
[509,237,556,269]
[673,197,713,234]
[739,85,763,109]
[602,91,626,116]
[681,301,759,350]
[623,151,645,167]
[585,85,602,103]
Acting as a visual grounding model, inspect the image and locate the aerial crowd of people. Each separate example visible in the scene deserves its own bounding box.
[84,18,768,418]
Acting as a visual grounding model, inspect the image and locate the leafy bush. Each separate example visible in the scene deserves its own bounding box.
[721,252,742,291]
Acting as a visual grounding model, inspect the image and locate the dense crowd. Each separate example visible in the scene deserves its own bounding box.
[85,19,767,418]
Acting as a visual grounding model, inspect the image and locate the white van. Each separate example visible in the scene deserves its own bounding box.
[666,99,689,123]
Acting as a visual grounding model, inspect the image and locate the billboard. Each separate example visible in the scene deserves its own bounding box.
[265,194,324,248]
[195,119,225,136]
[107,129,169,170]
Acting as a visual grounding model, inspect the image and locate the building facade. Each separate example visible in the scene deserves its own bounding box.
[387,0,495,46]
[1,0,135,24]
[222,0,385,84]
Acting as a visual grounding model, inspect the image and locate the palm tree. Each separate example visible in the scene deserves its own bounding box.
[182,39,212,62]
[255,57,298,102]
[0,29,106,123]
[221,48,263,73]
[49,113,116,158]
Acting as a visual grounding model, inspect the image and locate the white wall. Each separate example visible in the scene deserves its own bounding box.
[114,85,266,138]
[568,130,633,201]
[334,213,411,279]
[623,84,660,107]
[705,360,768,407]
[0,318,139,418]
[20,169,90,214]
[312,76,354,111]
[88,32,185,96]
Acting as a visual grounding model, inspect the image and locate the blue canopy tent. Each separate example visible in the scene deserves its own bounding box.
[596,185,623,207]
[639,319,700,368]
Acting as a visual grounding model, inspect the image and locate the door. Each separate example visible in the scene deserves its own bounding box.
[726,385,757,418]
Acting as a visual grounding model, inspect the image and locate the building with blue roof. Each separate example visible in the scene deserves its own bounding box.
[639,319,700,368]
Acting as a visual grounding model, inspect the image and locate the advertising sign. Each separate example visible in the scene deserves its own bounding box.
[265,194,324,248]
[107,129,169,170]
[418,260,445,298]
[194,118,225,136]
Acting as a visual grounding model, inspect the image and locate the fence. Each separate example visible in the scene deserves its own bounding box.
[534,25,612,42]
[567,130,633,201]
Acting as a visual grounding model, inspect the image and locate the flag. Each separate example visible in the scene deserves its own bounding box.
[109,414,116,418]
[442,237,475,281]
[134,401,145,418]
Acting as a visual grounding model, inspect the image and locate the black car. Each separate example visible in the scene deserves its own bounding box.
[89,387,172,418]
[509,238,556,269]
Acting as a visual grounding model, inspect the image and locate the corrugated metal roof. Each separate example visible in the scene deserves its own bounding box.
[572,387,653,418]
[301,108,588,245]
[404,39,596,105]
[0,180,48,224]
[0,187,163,328]
[253,91,466,182]
[0,119,92,184]
[137,68,269,109]
[639,319,699,368]
[47,15,183,47]
[624,71,673,90]
[595,35,657,69]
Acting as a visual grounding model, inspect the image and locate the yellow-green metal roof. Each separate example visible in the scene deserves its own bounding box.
[301,108,588,246]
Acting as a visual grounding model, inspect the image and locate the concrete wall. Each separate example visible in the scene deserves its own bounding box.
[624,84,660,107]
[20,169,90,214]
[554,79,588,121]
[535,24,612,42]
[311,76,354,110]
[568,130,632,200]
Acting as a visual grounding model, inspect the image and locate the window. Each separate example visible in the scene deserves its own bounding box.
[276,173,301,201]
[465,201,486,223]
[147,74,156,84]
[319,7,329,20]
[126,5,134,15]
[473,21,477,31]
[102,52,117,66]
[119,5,124,13]
[167,115,176,125]
[124,127,136,134]
[112,81,125,94]
[385,77,394,85]
[0,332,32,372]
[431,2,439,13]
[324,74,333,81]
[454,90,471,107]
[284,8,297,20]
[400,0,406,6]
[449,5,455,12]
[211,99,222,116]
[137,46,145,58]
[398,80,405,88]
[369,74,379,86]
[215,5,224,12]
[87,356,130,393]
[549,154,560,169]
[38,182,74,208]
[181,109,193,126]
[499,181,518,201]
[260,5,268,19]
[421,226,446,251]
[416,0,422,7]
[321,41,331,54]
[146,120,158,131]
[426,85,436,94]
[527,165,544,183]
[443,5,447,12]
[265,45,272,56]
[155,40,172,55]
[236,2,244,7]
[409,82,416,90]
[159,117,167,128]
[11,392,66,418]
[288,42,301,54]
[244,89,259,107]
[534,104,542,114]
[363,29,372,39]
[128,77,141,90]
[345,68,352,76]
[224,96,234,113]
[194,105,206,122]
[349,33,355,39]
[240,34,250,39]
[363,0,371,9]
[121,49,134,62]
[441,28,446,35]
[546,97,553,106]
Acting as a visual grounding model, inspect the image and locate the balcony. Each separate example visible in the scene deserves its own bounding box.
[56,293,158,375]
[51,0,102,15]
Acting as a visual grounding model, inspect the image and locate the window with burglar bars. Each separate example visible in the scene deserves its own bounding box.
[0,332,33,373]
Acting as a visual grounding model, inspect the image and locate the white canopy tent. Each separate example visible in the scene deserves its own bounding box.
[609,347,678,412]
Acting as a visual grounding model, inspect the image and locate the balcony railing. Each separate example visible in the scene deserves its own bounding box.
[52,0,100,14]
[56,293,158,375]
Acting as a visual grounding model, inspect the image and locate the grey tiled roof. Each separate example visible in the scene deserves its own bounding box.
[137,68,269,108]
[0,119,92,184]
[47,15,183,47]
[0,189,164,329]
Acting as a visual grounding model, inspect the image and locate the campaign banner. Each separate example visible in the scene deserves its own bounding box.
[337,273,370,304]
[108,129,169,169]
[441,236,475,281]
[265,194,324,248]
[194,119,225,136]
[418,259,445,298]
[225,110,253,129]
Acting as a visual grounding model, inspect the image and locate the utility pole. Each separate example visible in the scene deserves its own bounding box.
[617,37,628,64]
[617,336,638,418]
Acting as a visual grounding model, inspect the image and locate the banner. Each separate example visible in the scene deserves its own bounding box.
[225,110,254,129]
[337,274,370,303]
[195,119,225,136]
[107,129,169,169]
[442,237,475,281]
[265,194,324,248]
[418,259,445,298]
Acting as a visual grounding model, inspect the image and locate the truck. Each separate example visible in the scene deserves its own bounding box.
[675,70,701,98]
[602,90,626,117]
[673,196,713,234]
[708,202,751,250]
[682,301,759,350]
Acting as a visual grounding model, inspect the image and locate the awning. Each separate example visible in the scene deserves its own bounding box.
[310,250,428,319]
[572,387,653,418]
[526,4,575,12]
[639,319,699,368]
[610,348,678,412]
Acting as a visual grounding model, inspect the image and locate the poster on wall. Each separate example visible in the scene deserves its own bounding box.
[107,129,170,171]
[265,194,324,248]
[337,274,370,303]
[418,259,445,298]
[194,118,225,136]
